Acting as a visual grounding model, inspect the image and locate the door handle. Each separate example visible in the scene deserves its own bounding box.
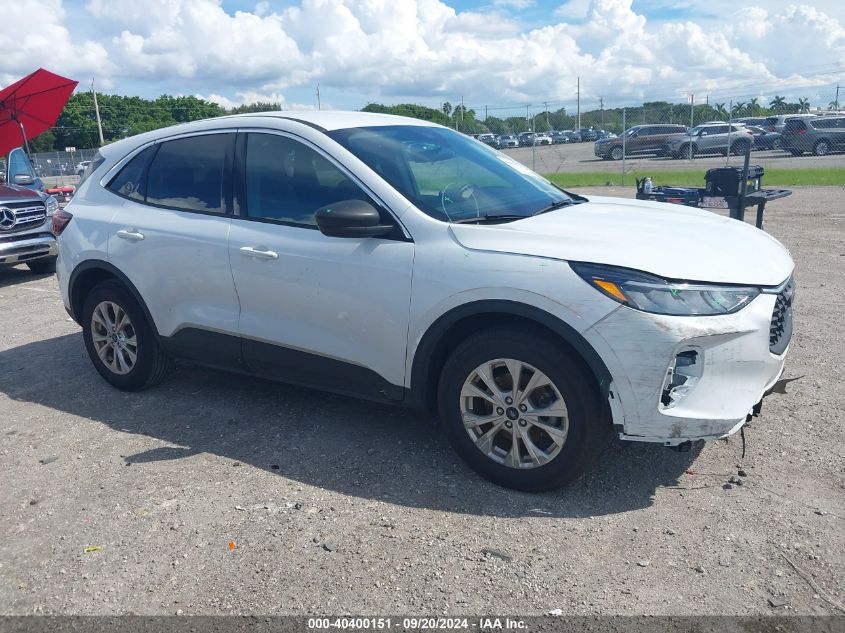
[116,229,145,242]
[239,246,278,260]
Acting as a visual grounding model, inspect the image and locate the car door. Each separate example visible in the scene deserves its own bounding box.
[227,130,414,402]
[106,132,243,366]
[833,118,845,150]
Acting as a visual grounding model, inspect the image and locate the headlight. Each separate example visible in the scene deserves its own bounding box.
[570,262,759,316]
[45,195,59,216]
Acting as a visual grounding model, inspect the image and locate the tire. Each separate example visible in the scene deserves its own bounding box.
[730,141,750,156]
[437,328,607,492]
[813,140,830,156]
[610,146,624,161]
[772,137,782,150]
[677,144,695,159]
[26,257,57,274]
[81,280,171,391]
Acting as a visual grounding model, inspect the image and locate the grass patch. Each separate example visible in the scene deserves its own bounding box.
[545,167,845,188]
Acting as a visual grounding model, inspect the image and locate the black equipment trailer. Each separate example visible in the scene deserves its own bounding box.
[635,145,791,229]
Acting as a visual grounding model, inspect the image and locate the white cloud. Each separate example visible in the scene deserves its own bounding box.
[2,0,844,111]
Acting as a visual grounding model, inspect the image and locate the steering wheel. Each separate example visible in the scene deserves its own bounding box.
[439,183,479,219]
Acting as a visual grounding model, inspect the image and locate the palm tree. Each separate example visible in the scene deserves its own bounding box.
[830,100,841,111]
[797,97,810,113]
[732,102,746,117]
[770,95,787,112]
[748,97,760,116]
[714,103,728,120]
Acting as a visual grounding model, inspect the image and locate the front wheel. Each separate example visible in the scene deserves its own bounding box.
[437,328,606,491]
[610,146,624,161]
[82,280,171,391]
[730,141,750,156]
[813,140,830,156]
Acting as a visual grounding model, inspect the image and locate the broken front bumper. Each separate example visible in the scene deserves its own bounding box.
[585,287,791,445]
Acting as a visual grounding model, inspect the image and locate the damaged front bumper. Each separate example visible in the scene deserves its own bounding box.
[585,283,792,446]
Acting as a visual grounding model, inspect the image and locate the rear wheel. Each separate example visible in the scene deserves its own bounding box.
[730,140,750,156]
[677,144,695,159]
[437,328,606,491]
[610,146,624,161]
[813,140,831,156]
[26,257,57,274]
[82,280,171,391]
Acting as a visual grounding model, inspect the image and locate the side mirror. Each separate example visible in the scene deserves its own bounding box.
[315,199,394,238]
[699,131,708,136]
[13,174,35,186]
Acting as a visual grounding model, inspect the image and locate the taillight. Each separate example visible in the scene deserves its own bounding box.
[797,128,806,134]
[52,209,73,235]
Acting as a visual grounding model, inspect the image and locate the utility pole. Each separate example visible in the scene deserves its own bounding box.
[485,105,488,122]
[599,96,604,128]
[316,85,321,110]
[689,93,694,161]
[836,84,841,110]
[576,76,581,132]
[543,101,549,130]
[91,78,104,147]
[526,104,530,132]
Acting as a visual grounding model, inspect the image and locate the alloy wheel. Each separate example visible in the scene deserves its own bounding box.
[460,358,569,469]
[91,301,137,375]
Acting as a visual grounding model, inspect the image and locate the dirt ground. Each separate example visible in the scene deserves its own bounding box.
[0,187,843,616]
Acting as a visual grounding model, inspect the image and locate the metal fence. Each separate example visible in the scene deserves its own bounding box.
[30,148,100,184]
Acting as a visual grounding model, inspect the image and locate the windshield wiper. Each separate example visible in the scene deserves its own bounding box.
[532,199,576,216]
[450,214,528,225]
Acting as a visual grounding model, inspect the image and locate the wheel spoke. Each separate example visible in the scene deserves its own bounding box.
[534,401,568,419]
[517,368,551,404]
[517,425,546,466]
[462,411,503,429]
[461,382,500,407]
[474,363,503,404]
[122,345,137,365]
[504,359,522,401]
[474,420,505,454]
[526,417,568,445]
[505,434,521,468]
[95,341,111,362]
[91,332,109,343]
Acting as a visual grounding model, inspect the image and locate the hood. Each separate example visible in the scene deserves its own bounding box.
[0,184,44,202]
[449,195,793,286]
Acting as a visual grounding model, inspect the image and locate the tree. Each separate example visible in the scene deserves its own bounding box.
[748,97,760,116]
[713,103,728,120]
[441,102,452,117]
[770,95,787,112]
[797,97,810,113]
[732,102,746,117]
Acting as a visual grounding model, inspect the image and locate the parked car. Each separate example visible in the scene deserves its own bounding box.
[0,147,61,274]
[664,123,754,158]
[517,132,536,147]
[534,133,553,146]
[734,117,769,127]
[780,114,845,156]
[76,160,91,177]
[497,134,519,148]
[563,131,581,143]
[57,111,794,491]
[745,125,782,150]
[594,124,687,160]
[549,131,569,144]
[477,133,497,147]
[579,128,598,142]
[763,114,813,133]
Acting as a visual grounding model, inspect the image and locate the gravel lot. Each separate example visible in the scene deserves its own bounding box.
[0,187,843,616]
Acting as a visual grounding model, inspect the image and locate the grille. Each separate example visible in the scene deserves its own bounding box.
[769,277,794,355]
[0,200,47,233]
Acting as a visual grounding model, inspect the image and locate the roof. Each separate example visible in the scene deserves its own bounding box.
[99,110,440,161]
[222,110,439,131]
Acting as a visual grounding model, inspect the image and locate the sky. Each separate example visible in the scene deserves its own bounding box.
[2,0,844,115]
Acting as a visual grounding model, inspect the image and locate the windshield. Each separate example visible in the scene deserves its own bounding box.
[688,126,705,135]
[328,125,570,222]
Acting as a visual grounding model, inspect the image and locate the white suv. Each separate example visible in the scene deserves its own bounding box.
[55,112,795,491]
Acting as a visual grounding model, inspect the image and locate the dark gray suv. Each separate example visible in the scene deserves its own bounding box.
[780,115,845,156]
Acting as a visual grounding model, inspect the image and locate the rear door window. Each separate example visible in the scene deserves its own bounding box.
[107,146,157,201]
[146,134,231,214]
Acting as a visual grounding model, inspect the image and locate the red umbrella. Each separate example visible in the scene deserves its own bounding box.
[0,68,78,156]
